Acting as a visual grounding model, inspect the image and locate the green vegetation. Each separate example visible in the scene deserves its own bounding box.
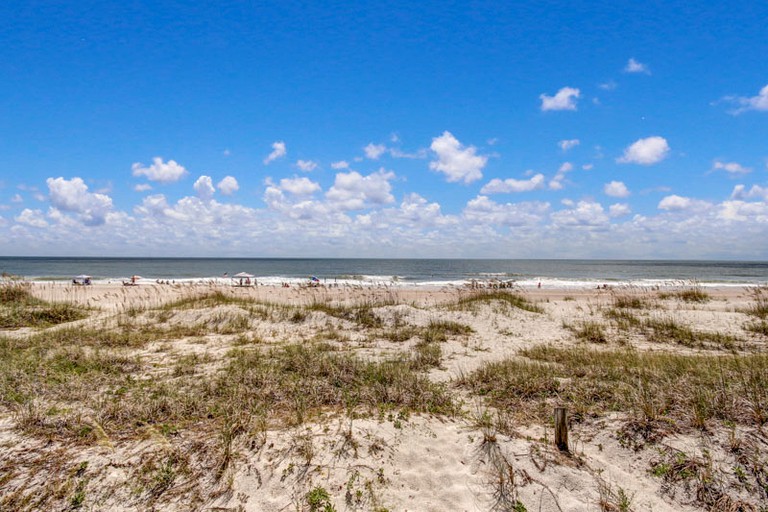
[0,282,87,328]
[461,346,768,429]
[455,290,543,314]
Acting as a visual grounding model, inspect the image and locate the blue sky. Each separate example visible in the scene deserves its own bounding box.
[1,1,767,258]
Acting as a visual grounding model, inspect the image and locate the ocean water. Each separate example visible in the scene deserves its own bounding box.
[1,257,767,288]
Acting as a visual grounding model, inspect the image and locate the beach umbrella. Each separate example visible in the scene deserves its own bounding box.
[74,274,91,279]
[233,272,254,278]
[131,275,142,280]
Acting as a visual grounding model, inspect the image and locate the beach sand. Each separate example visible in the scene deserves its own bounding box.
[1,281,765,511]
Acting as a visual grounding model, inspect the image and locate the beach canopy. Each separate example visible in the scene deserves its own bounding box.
[233,272,254,278]
[74,274,91,279]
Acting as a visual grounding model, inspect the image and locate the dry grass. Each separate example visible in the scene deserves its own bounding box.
[455,290,543,314]
[0,282,88,328]
[460,346,768,429]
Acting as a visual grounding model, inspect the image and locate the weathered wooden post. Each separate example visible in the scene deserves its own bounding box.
[554,407,568,452]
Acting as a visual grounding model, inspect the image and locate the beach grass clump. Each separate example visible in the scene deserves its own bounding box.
[603,308,642,331]
[455,290,543,314]
[658,285,711,303]
[612,294,652,310]
[567,320,609,343]
[640,316,737,350]
[745,320,768,337]
[460,346,768,431]
[741,285,768,319]
[0,282,88,328]
[409,340,443,371]
[158,291,255,311]
[216,343,457,424]
[420,319,473,343]
[306,301,383,329]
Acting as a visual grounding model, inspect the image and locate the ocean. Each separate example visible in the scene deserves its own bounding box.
[1,257,767,288]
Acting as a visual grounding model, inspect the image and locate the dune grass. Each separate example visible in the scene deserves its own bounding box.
[0,282,88,328]
[455,290,543,314]
[461,346,768,430]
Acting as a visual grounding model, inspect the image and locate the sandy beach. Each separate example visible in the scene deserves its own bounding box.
[1,281,766,511]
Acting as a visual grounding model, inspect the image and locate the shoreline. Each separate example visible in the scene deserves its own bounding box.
[18,279,759,311]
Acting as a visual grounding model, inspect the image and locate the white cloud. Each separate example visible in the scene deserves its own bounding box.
[609,203,631,217]
[131,157,188,183]
[331,160,349,169]
[429,131,488,184]
[551,200,610,227]
[617,136,670,165]
[264,141,287,164]
[719,200,768,222]
[11,194,23,203]
[712,160,751,175]
[549,162,574,190]
[46,177,113,225]
[217,176,239,195]
[279,177,321,196]
[624,58,650,74]
[296,159,318,172]
[730,184,768,201]
[193,176,215,200]
[599,81,617,91]
[604,181,630,198]
[15,208,48,228]
[539,87,580,111]
[582,163,594,171]
[658,195,712,212]
[464,196,550,227]
[725,84,768,114]
[481,174,545,194]
[326,169,395,210]
[559,139,580,151]
[134,184,153,192]
[364,143,387,160]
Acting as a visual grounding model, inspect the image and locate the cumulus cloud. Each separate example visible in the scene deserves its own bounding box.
[724,84,768,115]
[549,162,574,190]
[264,141,287,164]
[463,196,550,227]
[551,200,610,227]
[326,169,395,210]
[624,58,650,74]
[15,208,48,228]
[193,176,215,200]
[719,200,768,222]
[296,159,318,172]
[217,176,239,195]
[658,195,712,212]
[559,139,580,151]
[609,203,631,217]
[364,143,387,160]
[331,161,349,169]
[46,177,113,225]
[539,87,580,111]
[617,136,670,165]
[481,174,545,194]
[131,157,188,183]
[730,184,768,201]
[134,184,153,192]
[279,176,321,196]
[429,131,488,184]
[712,160,751,175]
[604,181,630,198]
